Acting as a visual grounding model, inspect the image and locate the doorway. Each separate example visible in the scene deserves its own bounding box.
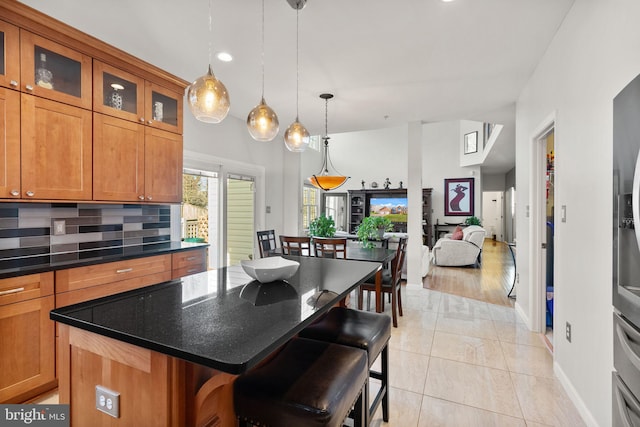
[322,192,348,232]
[226,174,255,266]
[481,191,504,241]
[181,168,218,270]
[530,119,555,341]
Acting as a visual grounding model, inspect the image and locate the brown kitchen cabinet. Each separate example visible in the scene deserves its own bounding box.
[0,20,20,90]
[0,87,20,199]
[172,247,208,279]
[93,60,145,123]
[145,81,183,134]
[55,254,172,308]
[21,94,92,201]
[19,30,92,110]
[93,114,182,203]
[94,62,183,135]
[0,272,56,403]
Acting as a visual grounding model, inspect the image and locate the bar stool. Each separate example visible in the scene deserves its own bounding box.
[234,337,368,427]
[299,307,391,425]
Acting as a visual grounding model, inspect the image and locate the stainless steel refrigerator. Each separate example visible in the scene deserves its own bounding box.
[613,72,640,426]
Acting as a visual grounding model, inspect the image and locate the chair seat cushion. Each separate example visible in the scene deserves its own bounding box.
[234,337,368,427]
[299,307,391,363]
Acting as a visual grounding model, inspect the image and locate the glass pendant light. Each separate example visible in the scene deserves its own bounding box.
[247,0,279,141]
[308,93,349,191]
[187,0,230,123]
[284,2,310,152]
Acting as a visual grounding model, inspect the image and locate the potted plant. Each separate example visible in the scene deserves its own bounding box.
[465,216,482,226]
[356,216,393,248]
[309,214,336,238]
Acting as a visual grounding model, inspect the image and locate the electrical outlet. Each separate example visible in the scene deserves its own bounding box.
[53,220,66,235]
[566,322,572,343]
[516,273,520,283]
[96,385,120,418]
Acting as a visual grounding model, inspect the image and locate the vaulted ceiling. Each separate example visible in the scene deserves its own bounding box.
[21,0,575,173]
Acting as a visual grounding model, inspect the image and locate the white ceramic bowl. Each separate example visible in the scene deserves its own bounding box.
[240,257,300,283]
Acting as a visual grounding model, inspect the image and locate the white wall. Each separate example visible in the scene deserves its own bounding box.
[183,111,294,239]
[423,121,482,224]
[514,0,640,425]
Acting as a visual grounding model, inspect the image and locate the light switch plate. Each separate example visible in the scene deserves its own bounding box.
[53,220,66,235]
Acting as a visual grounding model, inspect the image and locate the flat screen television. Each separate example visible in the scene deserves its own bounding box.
[369,197,408,223]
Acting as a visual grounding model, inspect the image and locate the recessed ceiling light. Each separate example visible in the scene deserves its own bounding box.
[217,52,233,62]
[441,0,455,2]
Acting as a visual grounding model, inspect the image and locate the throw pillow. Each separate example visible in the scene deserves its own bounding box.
[451,226,463,240]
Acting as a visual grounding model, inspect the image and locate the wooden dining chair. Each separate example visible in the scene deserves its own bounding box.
[256,230,277,258]
[279,236,312,256]
[358,237,407,327]
[314,238,347,259]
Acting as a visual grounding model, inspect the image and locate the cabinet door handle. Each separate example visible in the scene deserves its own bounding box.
[25,84,34,91]
[116,268,133,274]
[10,190,19,196]
[186,256,196,261]
[138,195,145,200]
[147,120,153,125]
[146,196,152,201]
[0,287,25,296]
[25,191,35,197]
[10,80,18,88]
[187,268,199,273]
[139,117,145,123]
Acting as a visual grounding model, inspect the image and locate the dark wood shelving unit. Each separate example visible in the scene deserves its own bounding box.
[348,188,433,247]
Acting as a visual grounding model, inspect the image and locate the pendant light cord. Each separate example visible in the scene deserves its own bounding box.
[295,7,300,119]
[208,0,212,67]
[260,0,265,99]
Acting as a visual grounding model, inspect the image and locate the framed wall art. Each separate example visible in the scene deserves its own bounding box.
[464,131,478,154]
[444,177,474,216]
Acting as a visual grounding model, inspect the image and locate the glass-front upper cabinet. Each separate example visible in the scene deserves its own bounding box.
[145,82,183,134]
[20,30,91,109]
[0,20,19,90]
[93,61,144,122]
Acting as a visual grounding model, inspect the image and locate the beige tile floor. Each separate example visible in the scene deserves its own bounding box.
[34,284,585,426]
[367,284,586,427]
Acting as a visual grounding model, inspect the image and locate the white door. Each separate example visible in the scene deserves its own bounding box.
[482,191,504,241]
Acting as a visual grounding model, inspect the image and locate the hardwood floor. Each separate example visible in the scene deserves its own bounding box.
[424,239,515,307]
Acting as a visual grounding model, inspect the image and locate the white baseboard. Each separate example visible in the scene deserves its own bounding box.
[514,301,529,325]
[553,361,601,427]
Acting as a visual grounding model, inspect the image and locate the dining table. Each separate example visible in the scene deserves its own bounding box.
[340,246,397,314]
[273,244,397,314]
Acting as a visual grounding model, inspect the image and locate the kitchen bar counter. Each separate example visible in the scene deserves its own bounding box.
[0,241,207,280]
[51,256,380,426]
[51,256,380,374]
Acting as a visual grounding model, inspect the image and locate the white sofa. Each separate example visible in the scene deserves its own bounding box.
[431,225,486,267]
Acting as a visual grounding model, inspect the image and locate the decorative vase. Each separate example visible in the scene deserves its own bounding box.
[109,84,124,110]
[35,53,54,89]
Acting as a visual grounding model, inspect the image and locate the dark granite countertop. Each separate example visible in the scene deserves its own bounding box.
[0,241,208,280]
[50,256,380,374]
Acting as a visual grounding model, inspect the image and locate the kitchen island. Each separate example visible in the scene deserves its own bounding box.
[51,256,380,427]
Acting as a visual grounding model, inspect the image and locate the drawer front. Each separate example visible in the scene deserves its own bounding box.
[613,372,640,427]
[56,254,171,293]
[171,249,207,279]
[0,272,54,306]
[56,271,172,308]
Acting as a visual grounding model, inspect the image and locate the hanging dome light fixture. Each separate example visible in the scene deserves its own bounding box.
[247,0,279,141]
[187,0,230,123]
[283,0,310,152]
[308,93,350,191]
